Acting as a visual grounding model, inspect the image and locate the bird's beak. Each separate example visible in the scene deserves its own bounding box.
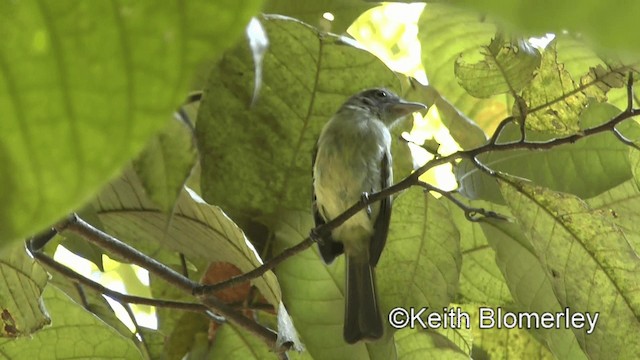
[388,100,428,118]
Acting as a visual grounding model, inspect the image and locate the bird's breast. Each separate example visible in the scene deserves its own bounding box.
[313,116,392,244]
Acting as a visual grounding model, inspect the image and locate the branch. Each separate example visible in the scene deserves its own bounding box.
[418,181,508,222]
[27,243,215,316]
[198,73,640,296]
[34,215,287,354]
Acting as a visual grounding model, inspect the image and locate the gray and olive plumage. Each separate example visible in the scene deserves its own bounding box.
[312,89,426,343]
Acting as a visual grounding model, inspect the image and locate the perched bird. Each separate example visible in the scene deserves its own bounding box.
[312,89,427,343]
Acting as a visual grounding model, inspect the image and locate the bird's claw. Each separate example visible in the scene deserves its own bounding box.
[361,192,372,218]
[310,228,324,244]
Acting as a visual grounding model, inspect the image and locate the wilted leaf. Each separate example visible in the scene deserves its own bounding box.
[455,36,541,98]
[518,44,587,134]
[0,243,50,337]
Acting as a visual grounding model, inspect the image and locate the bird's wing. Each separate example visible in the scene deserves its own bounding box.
[312,144,344,264]
[370,151,392,266]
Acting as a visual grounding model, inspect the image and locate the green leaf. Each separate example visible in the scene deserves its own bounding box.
[196,15,402,221]
[378,188,461,311]
[133,116,198,214]
[47,277,132,340]
[0,243,50,337]
[464,307,556,360]
[395,328,470,360]
[480,218,588,359]
[0,286,140,359]
[498,176,640,359]
[457,103,637,202]
[94,169,282,308]
[450,0,640,55]
[263,0,374,33]
[445,201,512,305]
[418,3,507,133]
[208,323,277,360]
[455,37,541,98]
[630,149,640,192]
[0,0,263,247]
[162,311,209,360]
[586,180,640,252]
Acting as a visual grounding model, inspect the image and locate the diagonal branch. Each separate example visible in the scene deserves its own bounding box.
[31,216,286,354]
[197,73,640,296]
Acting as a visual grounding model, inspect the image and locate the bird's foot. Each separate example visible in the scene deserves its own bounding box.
[361,192,372,218]
[309,228,324,244]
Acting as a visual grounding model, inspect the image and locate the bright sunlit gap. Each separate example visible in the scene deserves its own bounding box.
[348,3,457,191]
[54,245,157,330]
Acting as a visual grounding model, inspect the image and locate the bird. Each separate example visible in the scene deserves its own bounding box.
[312,88,427,343]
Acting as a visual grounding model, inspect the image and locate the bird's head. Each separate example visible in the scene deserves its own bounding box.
[340,88,427,126]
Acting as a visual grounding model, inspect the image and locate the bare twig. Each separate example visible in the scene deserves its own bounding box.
[55,214,199,293]
[33,217,285,353]
[418,181,508,222]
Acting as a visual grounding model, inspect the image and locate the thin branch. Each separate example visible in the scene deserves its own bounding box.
[55,214,199,293]
[121,301,150,360]
[418,181,508,222]
[28,242,214,315]
[38,217,285,352]
[194,236,315,296]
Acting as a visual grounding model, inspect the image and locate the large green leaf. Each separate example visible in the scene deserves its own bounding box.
[481,218,588,359]
[378,188,461,313]
[499,176,640,359]
[395,328,470,360]
[445,201,512,305]
[586,179,640,252]
[0,0,263,246]
[133,116,198,214]
[196,15,405,223]
[0,286,140,359]
[418,3,507,135]
[208,323,278,360]
[464,307,555,360]
[452,0,640,55]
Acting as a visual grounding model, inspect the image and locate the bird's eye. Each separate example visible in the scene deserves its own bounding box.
[375,90,387,98]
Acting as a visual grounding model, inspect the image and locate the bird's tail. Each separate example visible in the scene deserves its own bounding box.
[344,255,383,343]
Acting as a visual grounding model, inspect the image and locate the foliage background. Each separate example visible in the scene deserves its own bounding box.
[1,0,640,359]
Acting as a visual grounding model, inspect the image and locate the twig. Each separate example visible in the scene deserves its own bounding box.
[418,181,507,222]
[37,216,285,352]
[194,237,315,296]
[27,241,215,316]
[55,214,199,293]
